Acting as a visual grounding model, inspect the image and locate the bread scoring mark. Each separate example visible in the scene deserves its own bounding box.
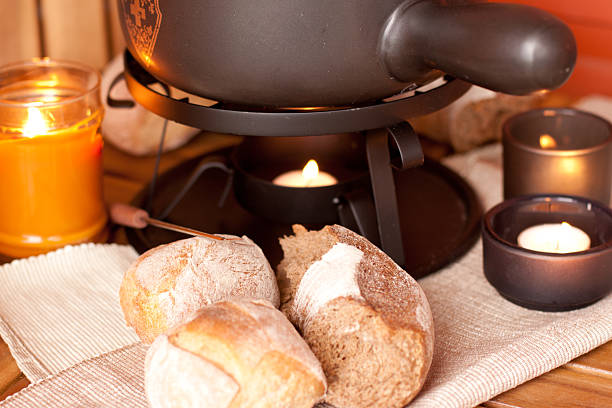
[229,299,327,388]
[293,243,365,329]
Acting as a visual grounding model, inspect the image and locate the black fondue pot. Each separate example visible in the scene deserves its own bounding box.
[117,0,576,107]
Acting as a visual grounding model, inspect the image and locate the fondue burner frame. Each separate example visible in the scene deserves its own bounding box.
[118,51,481,272]
[121,51,472,137]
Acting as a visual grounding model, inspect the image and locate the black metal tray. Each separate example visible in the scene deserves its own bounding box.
[126,148,481,279]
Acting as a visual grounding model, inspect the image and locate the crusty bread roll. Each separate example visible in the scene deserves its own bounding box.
[145,298,327,408]
[278,225,434,408]
[119,235,280,343]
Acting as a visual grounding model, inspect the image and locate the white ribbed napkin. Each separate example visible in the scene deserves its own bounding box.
[0,243,140,381]
[0,144,610,408]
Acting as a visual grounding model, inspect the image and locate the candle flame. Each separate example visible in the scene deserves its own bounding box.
[23,107,48,138]
[539,134,557,149]
[302,159,320,186]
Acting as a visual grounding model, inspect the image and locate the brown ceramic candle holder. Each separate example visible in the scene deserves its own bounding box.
[482,194,612,311]
[503,108,612,205]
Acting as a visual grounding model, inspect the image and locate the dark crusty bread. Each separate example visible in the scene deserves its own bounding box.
[278,225,434,408]
[119,235,279,343]
[145,298,326,408]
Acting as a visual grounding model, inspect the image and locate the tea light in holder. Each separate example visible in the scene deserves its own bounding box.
[0,59,107,257]
[482,195,612,311]
[517,222,590,254]
[503,108,612,205]
[272,159,338,187]
[231,134,368,225]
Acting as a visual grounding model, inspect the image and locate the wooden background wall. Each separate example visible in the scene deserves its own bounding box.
[0,0,125,71]
[0,0,610,97]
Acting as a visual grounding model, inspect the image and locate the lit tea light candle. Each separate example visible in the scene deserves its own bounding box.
[273,159,337,187]
[517,222,591,253]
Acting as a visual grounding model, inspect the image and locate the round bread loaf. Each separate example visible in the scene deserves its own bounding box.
[119,235,280,343]
[145,298,327,408]
[278,224,434,408]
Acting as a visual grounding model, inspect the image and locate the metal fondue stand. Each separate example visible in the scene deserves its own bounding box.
[118,50,481,275]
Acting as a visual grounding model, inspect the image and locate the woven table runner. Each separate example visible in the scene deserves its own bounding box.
[0,144,610,408]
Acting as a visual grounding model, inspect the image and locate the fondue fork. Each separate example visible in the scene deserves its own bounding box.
[110,203,241,242]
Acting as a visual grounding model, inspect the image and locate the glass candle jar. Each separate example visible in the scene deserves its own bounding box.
[503,108,612,205]
[0,59,107,258]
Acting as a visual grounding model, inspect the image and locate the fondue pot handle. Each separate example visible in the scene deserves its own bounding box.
[381,1,577,94]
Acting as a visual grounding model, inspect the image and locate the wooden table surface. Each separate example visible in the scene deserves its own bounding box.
[0,132,610,407]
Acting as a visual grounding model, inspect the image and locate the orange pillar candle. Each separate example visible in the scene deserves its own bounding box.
[0,59,107,258]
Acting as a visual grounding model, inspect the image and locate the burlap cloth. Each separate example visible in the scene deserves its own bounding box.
[0,144,610,407]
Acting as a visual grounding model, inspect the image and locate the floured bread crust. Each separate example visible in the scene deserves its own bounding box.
[120,235,280,343]
[145,298,326,408]
[292,243,364,328]
[278,224,434,408]
[146,335,239,408]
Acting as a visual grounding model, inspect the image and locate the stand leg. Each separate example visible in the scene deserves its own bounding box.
[365,123,424,268]
[365,129,405,266]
